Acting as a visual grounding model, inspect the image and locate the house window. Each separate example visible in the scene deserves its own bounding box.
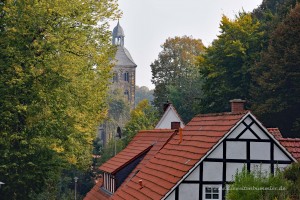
[103,172,115,194]
[124,72,129,82]
[204,185,221,200]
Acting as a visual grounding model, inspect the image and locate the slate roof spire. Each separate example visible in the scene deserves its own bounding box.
[112,20,125,46]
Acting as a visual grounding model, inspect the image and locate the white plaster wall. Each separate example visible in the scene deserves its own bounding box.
[226,162,246,181]
[227,123,246,139]
[203,162,223,181]
[226,141,247,159]
[274,145,290,161]
[244,117,253,125]
[185,166,200,181]
[250,163,271,175]
[275,164,290,173]
[179,184,199,200]
[165,190,175,200]
[155,108,183,129]
[207,143,223,159]
[239,129,258,139]
[250,123,269,139]
[250,142,270,160]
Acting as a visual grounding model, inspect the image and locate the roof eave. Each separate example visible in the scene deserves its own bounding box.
[100,144,154,175]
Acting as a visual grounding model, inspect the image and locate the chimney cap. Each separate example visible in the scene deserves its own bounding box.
[229,99,246,103]
[230,99,246,113]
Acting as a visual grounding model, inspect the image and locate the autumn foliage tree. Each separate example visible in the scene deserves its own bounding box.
[0,0,119,199]
[151,36,205,122]
[199,13,264,113]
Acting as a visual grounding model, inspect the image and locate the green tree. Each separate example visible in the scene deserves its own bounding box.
[251,4,300,137]
[199,13,264,113]
[135,86,154,106]
[0,0,119,199]
[123,99,159,146]
[253,0,298,21]
[227,167,290,200]
[283,162,300,199]
[102,88,130,142]
[151,36,205,122]
[98,99,158,165]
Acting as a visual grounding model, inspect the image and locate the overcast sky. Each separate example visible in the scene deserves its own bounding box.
[110,0,263,89]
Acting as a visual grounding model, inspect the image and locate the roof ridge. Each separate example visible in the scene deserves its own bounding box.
[196,110,249,117]
[139,129,177,132]
[278,138,300,141]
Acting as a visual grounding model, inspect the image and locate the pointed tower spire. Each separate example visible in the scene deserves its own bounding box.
[112,20,125,46]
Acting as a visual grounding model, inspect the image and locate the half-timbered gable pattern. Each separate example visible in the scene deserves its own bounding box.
[85,101,300,200]
[164,112,296,200]
[106,111,298,200]
[109,112,247,199]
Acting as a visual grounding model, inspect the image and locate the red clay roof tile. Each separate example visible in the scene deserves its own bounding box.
[268,128,300,161]
[99,130,175,174]
[84,178,111,200]
[278,138,300,161]
[85,129,176,200]
[88,111,299,200]
[267,128,283,139]
[110,112,246,200]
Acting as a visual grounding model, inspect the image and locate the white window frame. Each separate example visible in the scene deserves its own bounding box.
[203,185,222,200]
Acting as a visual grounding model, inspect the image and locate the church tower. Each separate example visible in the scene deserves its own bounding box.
[111,21,137,108]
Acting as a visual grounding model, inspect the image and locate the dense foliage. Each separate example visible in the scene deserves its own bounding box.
[122,99,159,146]
[227,167,289,200]
[135,86,154,106]
[227,163,300,200]
[251,3,300,136]
[150,1,299,137]
[98,99,159,165]
[0,0,119,199]
[199,13,264,113]
[151,36,205,122]
[283,162,300,199]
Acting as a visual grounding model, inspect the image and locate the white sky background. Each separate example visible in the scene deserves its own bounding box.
[110,0,263,89]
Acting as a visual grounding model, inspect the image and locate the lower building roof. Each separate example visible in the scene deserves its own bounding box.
[111,112,247,200]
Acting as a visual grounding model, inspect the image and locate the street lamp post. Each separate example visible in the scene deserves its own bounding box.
[74,177,78,200]
[0,182,5,188]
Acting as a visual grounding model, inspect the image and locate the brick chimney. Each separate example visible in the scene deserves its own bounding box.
[230,99,246,113]
[171,122,181,130]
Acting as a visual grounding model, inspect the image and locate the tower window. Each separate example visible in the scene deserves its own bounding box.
[124,90,129,100]
[113,72,118,83]
[124,72,129,82]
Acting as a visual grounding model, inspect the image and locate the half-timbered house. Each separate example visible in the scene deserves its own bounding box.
[85,100,300,200]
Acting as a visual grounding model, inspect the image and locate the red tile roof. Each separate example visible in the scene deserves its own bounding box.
[268,128,283,139]
[99,130,176,174]
[278,138,300,161]
[86,113,299,200]
[111,112,247,200]
[85,129,176,200]
[84,178,110,200]
[268,128,300,161]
